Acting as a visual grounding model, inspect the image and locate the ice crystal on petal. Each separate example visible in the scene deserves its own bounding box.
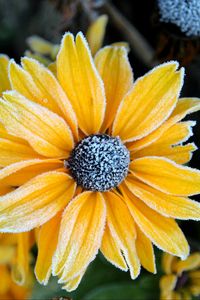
[158,0,200,37]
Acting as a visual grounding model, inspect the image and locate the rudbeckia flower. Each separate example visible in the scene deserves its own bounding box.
[160,252,200,299]
[0,32,200,292]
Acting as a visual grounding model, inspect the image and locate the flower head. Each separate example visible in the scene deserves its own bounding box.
[158,0,200,37]
[0,32,200,291]
[160,252,200,299]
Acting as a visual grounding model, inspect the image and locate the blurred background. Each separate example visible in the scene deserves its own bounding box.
[0,0,199,299]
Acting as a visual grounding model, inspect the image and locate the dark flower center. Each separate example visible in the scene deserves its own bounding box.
[65,134,130,192]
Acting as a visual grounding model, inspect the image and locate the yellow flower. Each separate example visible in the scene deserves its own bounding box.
[0,32,200,292]
[160,252,200,300]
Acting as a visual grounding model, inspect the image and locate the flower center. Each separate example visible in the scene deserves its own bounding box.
[65,134,130,192]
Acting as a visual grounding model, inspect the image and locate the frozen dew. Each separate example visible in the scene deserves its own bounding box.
[158,0,200,37]
[65,134,130,192]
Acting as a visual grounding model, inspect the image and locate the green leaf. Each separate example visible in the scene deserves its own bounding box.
[30,253,162,300]
[83,277,160,300]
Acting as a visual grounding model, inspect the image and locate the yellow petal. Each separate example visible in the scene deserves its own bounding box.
[0,55,10,95]
[132,121,197,164]
[61,269,86,292]
[0,159,63,186]
[173,253,200,275]
[26,35,54,55]
[10,281,31,300]
[0,245,15,264]
[190,285,200,297]
[121,184,189,259]
[133,121,195,157]
[0,266,12,294]
[57,32,106,134]
[11,233,30,285]
[21,58,78,139]
[24,50,51,66]
[0,171,76,232]
[160,277,181,300]
[112,62,184,142]
[189,270,200,279]
[134,143,196,165]
[129,97,200,152]
[0,123,27,144]
[35,212,61,285]
[95,46,133,131]
[153,121,195,146]
[86,15,108,56]
[135,225,156,273]
[0,233,18,245]
[1,91,74,157]
[9,59,58,113]
[111,42,130,52]
[160,274,177,292]
[161,144,197,165]
[48,62,56,76]
[0,186,13,196]
[0,138,41,167]
[52,191,106,282]
[189,271,200,296]
[125,176,200,220]
[162,253,178,275]
[101,224,128,271]
[130,157,200,196]
[104,191,140,279]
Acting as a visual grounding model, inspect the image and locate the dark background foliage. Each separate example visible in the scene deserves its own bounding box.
[0,1,199,299]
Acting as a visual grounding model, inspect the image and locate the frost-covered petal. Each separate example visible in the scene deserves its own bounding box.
[0,91,74,157]
[135,225,156,273]
[95,46,133,131]
[129,97,200,152]
[0,159,63,186]
[104,191,140,279]
[20,58,78,139]
[35,212,61,285]
[57,32,106,135]
[130,157,200,196]
[0,171,76,232]
[101,224,128,271]
[125,176,200,220]
[53,191,106,282]
[112,62,184,142]
[121,184,189,259]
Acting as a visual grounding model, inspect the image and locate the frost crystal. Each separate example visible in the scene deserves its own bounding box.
[158,0,200,37]
[66,134,130,192]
